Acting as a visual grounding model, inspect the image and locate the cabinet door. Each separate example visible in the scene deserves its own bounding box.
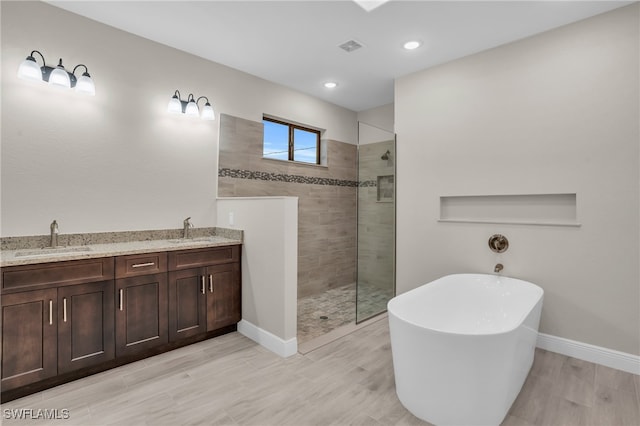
[206,263,241,331]
[58,281,115,374]
[115,273,168,357]
[1,289,57,391]
[168,268,207,341]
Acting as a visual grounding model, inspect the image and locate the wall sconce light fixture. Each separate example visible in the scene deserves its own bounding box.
[168,90,215,121]
[17,50,95,95]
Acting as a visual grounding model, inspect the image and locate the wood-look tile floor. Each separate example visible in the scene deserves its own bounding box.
[3,318,639,426]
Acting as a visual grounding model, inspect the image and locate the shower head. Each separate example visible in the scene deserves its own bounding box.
[381,150,390,160]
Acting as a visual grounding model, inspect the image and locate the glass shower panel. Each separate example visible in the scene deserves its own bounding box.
[356,122,396,323]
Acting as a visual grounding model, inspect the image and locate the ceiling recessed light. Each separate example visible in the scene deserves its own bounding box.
[403,40,422,50]
[353,0,391,12]
[324,82,338,89]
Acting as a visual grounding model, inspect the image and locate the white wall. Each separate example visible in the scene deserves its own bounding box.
[358,122,395,146]
[1,1,357,237]
[357,103,394,133]
[396,5,639,355]
[217,197,298,355]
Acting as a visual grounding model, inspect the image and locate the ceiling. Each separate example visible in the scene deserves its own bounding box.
[47,1,633,112]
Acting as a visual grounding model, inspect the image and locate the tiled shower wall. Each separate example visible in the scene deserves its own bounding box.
[217,114,357,298]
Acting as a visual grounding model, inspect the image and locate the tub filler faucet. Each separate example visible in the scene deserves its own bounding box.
[183,217,193,239]
[494,263,503,273]
[50,219,59,248]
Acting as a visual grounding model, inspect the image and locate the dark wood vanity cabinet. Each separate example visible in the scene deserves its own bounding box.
[1,244,241,401]
[115,253,169,357]
[168,267,208,340]
[58,280,115,374]
[0,258,115,391]
[168,246,241,342]
[115,273,169,356]
[206,263,241,331]
[1,288,58,391]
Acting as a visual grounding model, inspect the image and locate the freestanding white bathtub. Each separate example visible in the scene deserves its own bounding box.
[388,274,543,426]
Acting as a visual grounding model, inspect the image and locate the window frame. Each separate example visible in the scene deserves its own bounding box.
[263,117,321,165]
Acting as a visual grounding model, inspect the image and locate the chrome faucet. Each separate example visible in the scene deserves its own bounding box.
[494,263,504,273]
[50,220,59,248]
[183,217,193,239]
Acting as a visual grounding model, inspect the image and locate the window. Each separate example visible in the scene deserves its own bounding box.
[263,117,320,165]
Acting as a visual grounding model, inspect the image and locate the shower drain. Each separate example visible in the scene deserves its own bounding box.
[319,315,329,320]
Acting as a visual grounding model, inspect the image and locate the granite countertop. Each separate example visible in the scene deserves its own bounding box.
[0,227,243,267]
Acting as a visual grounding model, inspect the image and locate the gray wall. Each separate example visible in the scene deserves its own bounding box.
[396,5,639,355]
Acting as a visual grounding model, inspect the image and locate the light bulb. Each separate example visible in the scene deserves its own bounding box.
[201,103,215,120]
[75,73,95,96]
[167,95,182,114]
[403,40,422,50]
[185,100,199,117]
[17,56,42,81]
[49,59,71,89]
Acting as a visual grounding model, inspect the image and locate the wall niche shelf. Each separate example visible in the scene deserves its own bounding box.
[439,193,580,227]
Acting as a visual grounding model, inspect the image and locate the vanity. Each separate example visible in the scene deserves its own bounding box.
[0,230,242,402]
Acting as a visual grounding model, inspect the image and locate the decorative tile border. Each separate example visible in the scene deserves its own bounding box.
[358,180,377,187]
[219,168,377,188]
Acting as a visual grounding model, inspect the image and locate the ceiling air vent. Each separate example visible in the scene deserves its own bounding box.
[339,39,364,53]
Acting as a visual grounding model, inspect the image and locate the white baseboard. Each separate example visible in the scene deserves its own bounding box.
[237,320,297,358]
[537,333,640,375]
[236,320,639,372]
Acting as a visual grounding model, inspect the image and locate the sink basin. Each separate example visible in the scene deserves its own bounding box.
[168,237,215,244]
[15,246,92,258]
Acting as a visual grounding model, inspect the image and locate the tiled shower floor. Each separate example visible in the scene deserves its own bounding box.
[297,284,356,343]
[297,283,393,344]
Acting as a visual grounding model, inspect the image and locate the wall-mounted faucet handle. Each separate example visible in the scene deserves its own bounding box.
[488,234,509,253]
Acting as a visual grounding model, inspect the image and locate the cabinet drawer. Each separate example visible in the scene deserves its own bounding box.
[1,258,114,293]
[168,246,240,270]
[115,252,167,278]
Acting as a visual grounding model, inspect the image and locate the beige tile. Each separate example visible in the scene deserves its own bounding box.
[386,408,433,426]
[592,384,640,426]
[553,358,597,407]
[562,356,597,385]
[635,373,640,408]
[595,363,638,395]
[94,390,179,425]
[5,318,638,426]
[509,373,556,424]
[539,398,591,425]
[530,348,566,380]
[501,414,536,426]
